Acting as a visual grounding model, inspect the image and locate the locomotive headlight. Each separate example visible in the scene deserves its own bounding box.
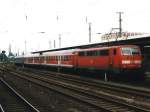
[122,60,131,64]
[134,60,141,64]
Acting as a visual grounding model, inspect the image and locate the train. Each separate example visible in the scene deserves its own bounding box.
[14,45,144,78]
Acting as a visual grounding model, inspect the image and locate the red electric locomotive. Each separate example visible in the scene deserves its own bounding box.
[15,45,143,77]
[76,45,142,75]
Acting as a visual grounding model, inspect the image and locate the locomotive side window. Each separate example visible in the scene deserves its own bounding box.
[86,51,99,56]
[99,50,109,56]
[79,52,85,56]
[87,51,92,56]
[92,51,98,56]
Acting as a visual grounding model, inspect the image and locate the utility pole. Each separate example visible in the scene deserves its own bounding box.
[116,12,123,38]
[24,40,27,55]
[54,40,56,48]
[8,44,11,55]
[89,22,91,43]
[59,34,61,48]
[49,40,51,49]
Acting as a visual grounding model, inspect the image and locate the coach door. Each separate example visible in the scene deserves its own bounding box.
[58,56,61,66]
[110,48,116,68]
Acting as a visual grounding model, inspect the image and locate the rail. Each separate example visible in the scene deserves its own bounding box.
[0,104,5,112]
[0,78,40,112]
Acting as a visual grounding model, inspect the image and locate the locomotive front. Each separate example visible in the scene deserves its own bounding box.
[119,45,143,74]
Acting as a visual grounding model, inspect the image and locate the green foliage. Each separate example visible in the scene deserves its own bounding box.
[0,51,8,63]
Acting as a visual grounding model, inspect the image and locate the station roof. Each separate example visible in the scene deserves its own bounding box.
[32,35,150,54]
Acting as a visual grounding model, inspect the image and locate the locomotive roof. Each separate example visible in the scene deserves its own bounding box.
[77,45,139,52]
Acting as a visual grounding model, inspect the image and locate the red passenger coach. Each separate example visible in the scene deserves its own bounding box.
[43,50,76,68]
[23,49,77,68]
[15,45,143,78]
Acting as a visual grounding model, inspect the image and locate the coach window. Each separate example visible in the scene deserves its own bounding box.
[66,56,69,61]
[69,56,71,60]
[63,56,65,61]
[36,57,38,62]
[42,57,44,61]
[55,56,58,61]
[68,56,71,60]
[66,56,68,61]
[61,56,63,61]
[64,56,66,61]
[65,56,67,61]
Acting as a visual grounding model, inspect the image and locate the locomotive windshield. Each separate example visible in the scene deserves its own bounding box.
[121,47,140,55]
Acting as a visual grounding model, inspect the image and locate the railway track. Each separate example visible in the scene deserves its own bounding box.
[0,78,40,112]
[3,66,150,112]
[21,68,150,100]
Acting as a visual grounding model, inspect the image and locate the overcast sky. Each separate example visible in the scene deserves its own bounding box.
[0,0,150,54]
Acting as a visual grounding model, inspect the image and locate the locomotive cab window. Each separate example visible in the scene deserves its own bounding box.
[121,47,140,55]
[121,48,131,55]
[132,48,140,55]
